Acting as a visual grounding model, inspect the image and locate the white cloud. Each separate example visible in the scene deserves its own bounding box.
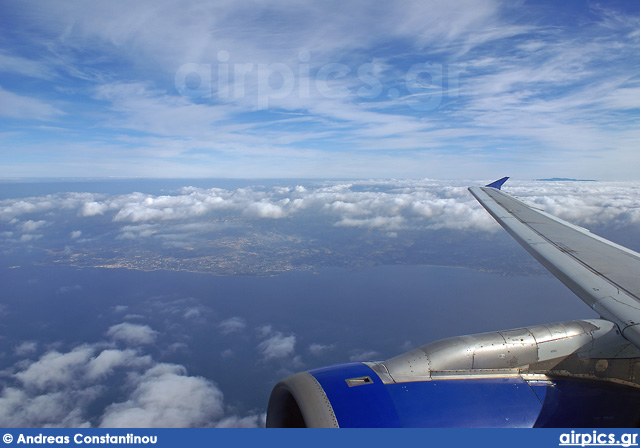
[243,202,286,219]
[494,181,640,228]
[0,200,40,220]
[117,224,157,239]
[92,81,230,137]
[0,52,53,79]
[257,326,296,361]
[107,323,158,346]
[335,216,405,231]
[218,317,247,335]
[20,220,47,232]
[308,343,335,356]
[1,338,262,427]
[19,233,43,243]
[183,307,202,320]
[349,350,380,362]
[99,363,224,428]
[0,386,96,427]
[70,230,82,239]
[4,180,640,248]
[15,347,95,390]
[86,349,149,380]
[14,341,38,357]
[23,0,507,79]
[80,201,109,217]
[113,190,236,223]
[215,414,266,428]
[0,87,63,120]
[1,192,103,221]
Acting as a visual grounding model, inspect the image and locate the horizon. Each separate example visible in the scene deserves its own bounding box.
[0,176,609,182]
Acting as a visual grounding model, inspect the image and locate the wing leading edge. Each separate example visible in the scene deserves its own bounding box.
[469,180,640,349]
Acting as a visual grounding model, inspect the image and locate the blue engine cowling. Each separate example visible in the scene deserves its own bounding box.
[268,320,640,427]
[267,361,640,427]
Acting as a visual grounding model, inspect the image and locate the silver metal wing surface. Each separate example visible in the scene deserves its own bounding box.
[469,180,640,349]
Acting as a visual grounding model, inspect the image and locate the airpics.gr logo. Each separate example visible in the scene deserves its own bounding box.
[174,50,462,111]
[559,431,639,447]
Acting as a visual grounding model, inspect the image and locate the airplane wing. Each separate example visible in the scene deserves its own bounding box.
[469,178,640,349]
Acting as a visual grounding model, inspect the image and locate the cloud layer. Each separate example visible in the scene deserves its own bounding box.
[3,180,640,242]
[0,323,261,428]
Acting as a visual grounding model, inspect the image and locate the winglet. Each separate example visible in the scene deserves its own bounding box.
[485,177,509,190]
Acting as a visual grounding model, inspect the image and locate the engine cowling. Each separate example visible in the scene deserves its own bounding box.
[267,319,640,427]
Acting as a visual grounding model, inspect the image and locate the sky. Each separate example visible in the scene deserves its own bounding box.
[1,0,640,180]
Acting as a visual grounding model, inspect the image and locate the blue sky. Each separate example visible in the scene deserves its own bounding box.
[1,0,639,179]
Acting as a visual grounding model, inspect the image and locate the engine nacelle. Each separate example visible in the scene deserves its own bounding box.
[267,319,640,427]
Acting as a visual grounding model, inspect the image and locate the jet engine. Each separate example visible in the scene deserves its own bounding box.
[267,319,640,427]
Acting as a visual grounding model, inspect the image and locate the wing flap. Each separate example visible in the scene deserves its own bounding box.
[469,184,640,348]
